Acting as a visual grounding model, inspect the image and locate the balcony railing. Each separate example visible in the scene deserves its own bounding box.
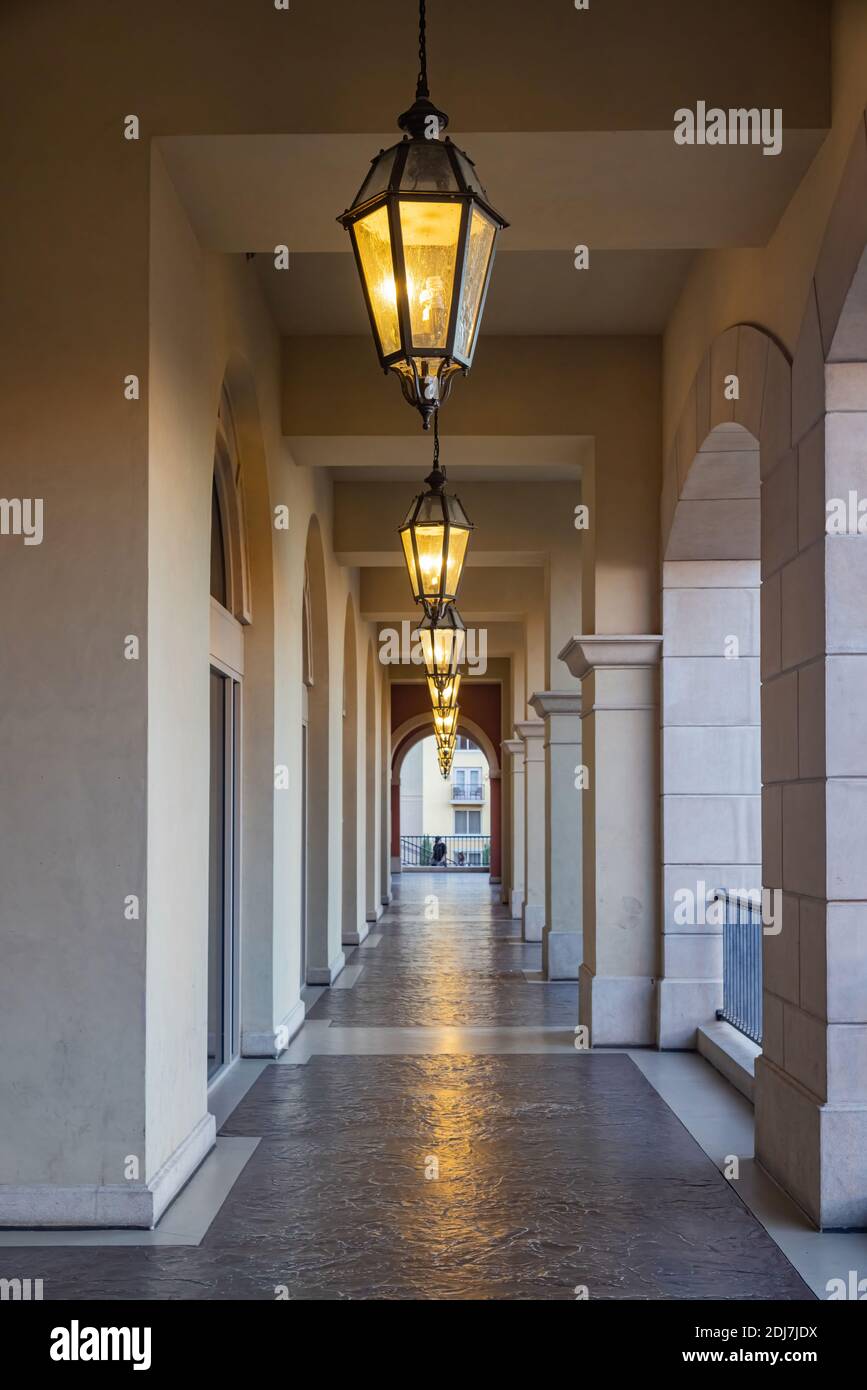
[401,834,490,869]
[715,889,763,1045]
[451,781,484,802]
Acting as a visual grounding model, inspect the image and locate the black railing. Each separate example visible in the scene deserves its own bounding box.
[716,890,763,1045]
[451,781,484,802]
[401,834,490,868]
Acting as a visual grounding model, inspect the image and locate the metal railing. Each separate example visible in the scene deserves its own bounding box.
[451,781,484,802]
[716,889,763,1045]
[401,834,490,868]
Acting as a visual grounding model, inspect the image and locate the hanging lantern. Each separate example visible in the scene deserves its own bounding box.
[435,730,456,762]
[399,429,472,616]
[416,607,465,682]
[433,705,459,743]
[437,747,454,780]
[427,672,460,710]
[337,0,507,429]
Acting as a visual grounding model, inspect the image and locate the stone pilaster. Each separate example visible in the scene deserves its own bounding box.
[559,635,662,1044]
[501,739,525,919]
[515,721,546,942]
[529,692,583,980]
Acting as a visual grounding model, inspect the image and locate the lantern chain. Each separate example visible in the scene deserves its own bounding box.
[417,0,429,99]
[433,409,446,481]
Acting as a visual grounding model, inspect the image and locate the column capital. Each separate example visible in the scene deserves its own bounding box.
[558,634,662,680]
[514,720,545,742]
[501,738,524,759]
[529,690,584,719]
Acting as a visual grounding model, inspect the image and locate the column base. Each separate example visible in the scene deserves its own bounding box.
[242,998,306,1056]
[390,856,402,874]
[543,930,582,980]
[521,902,545,942]
[755,1056,867,1230]
[509,888,524,919]
[342,921,370,947]
[307,950,346,986]
[365,903,384,924]
[580,966,655,1045]
[657,978,721,1049]
[0,1112,216,1230]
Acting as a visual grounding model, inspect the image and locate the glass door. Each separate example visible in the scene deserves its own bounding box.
[208,667,240,1080]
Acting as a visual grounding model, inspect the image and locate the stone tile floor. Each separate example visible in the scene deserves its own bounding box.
[1,874,813,1299]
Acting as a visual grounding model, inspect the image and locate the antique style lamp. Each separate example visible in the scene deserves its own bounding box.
[337,0,507,429]
[399,422,472,617]
[416,606,465,683]
[433,705,459,743]
[427,673,460,711]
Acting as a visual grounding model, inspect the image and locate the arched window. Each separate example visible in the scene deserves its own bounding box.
[302,566,314,688]
[210,385,252,623]
[210,479,228,607]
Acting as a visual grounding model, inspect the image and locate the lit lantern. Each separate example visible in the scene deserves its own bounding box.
[399,438,472,616]
[427,673,460,710]
[433,705,459,743]
[416,607,465,682]
[435,730,456,762]
[437,747,454,780]
[337,0,507,429]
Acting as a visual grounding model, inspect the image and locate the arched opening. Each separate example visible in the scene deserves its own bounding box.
[659,421,762,1049]
[207,384,249,1081]
[391,711,502,881]
[364,641,379,924]
[302,517,331,982]
[396,729,493,871]
[341,597,362,945]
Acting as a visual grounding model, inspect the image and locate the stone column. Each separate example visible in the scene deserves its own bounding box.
[501,738,525,919]
[754,340,867,1227]
[390,779,401,876]
[516,721,546,941]
[529,692,583,980]
[559,635,662,1044]
[489,772,502,883]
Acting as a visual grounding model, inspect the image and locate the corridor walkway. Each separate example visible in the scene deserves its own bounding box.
[2,876,812,1300]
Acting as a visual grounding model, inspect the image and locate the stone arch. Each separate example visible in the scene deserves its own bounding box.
[341,596,362,946]
[391,712,501,778]
[390,713,500,878]
[659,322,792,1051]
[303,515,331,981]
[659,420,762,1048]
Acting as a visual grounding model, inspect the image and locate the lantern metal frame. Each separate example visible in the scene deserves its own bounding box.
[337,0,508,429]
[432,704,459,743]
[416,606,466,683]
[399,423,473,617]
[427,673,460,711]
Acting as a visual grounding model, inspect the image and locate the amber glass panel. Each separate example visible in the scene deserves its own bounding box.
[418,624,464,679]
[454,206,496,361]
[354,205,400,356]
[398,200,461,350]
[428,674,461,709]
[444,526,470,600]
[400,142,458,192]
[433,706,459,740]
